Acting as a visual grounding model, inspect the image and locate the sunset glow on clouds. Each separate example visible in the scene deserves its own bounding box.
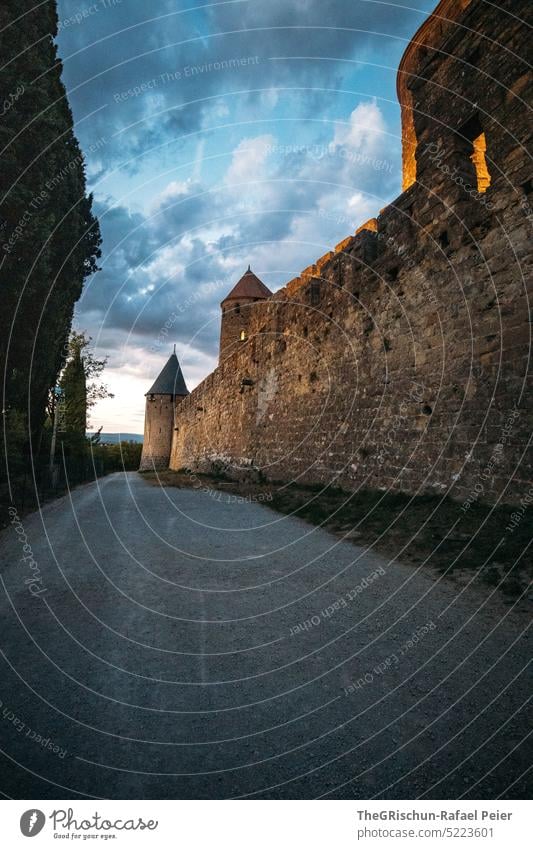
[56,0,429,431]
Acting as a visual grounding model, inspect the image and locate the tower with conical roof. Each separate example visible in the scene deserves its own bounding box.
[219,266,272,362]
[139,348,189,471]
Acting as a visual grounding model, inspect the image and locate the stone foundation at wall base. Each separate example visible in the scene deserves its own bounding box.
[139,456,172,472]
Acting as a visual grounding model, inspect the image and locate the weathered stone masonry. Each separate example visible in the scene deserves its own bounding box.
[168,0,532,504]
[140,351,189,471]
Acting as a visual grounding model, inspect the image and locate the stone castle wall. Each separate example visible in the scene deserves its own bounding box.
[169,0,532,505]
[219,299,258,361]
[139,395,176,471]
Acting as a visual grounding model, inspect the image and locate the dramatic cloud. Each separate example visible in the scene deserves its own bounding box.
[55,0,427,430]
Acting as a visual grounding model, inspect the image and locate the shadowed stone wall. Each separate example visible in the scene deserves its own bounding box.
[219,299,261,362]
[169,0,532,506]
[140,395,176,471]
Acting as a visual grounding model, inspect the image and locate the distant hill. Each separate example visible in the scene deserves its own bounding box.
[88,433,143,444]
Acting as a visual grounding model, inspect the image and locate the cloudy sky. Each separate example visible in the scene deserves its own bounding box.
[56,0,429,433]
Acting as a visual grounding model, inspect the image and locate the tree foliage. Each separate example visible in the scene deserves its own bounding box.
[59,331,113,431]
[60,340,87,436]
[0,1,101,504]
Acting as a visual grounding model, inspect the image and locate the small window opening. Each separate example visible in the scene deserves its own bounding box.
[234,303,240,314]
[471,132,491,193]
[310,280,320,306]
[466,45,481,66]
[363,316,374,335]
[240,329,247,341]
[439,230,449,249]
[460,114,491,194]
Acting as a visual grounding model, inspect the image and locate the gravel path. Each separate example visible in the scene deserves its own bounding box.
[0,471,530,799]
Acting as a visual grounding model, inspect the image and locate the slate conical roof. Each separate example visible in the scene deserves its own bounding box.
[221,266,272,303]
[146,351,189,397]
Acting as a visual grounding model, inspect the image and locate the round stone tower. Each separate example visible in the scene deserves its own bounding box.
[219,266,272,362]
[139,348,189,471]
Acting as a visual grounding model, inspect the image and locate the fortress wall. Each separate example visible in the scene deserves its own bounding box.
[139,395,176,471]
[219,300,258,360]
[170,0,532,504]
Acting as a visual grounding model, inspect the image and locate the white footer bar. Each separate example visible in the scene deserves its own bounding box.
[3,799,530,847]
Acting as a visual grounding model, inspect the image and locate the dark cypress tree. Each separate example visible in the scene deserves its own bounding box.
[60,341,87,437]
[0,1,101,503]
